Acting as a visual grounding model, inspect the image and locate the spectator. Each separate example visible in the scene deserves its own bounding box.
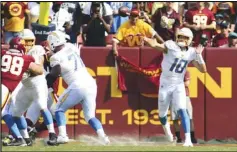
[1,2,31,44]
[50,2,72,32]
[212,21,230,47]
[184,2,216,47]
[133,2,152,24]
[112,9,164,55]
[212,2,236,32]
[170,2,185,25]
[221,32,237,48]
[152,2,180,41]
[151,2,164,16]
[82,2,113,46]
[65,3,83,43]
[28,2,41,23]
[107,2,133,34]
[214,13,230,34]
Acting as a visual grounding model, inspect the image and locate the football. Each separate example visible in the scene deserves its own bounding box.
[118,6,130,17]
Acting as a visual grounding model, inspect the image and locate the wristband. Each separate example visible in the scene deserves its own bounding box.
[196,54,205,64]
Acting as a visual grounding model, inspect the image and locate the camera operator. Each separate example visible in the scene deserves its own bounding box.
[82,2,113,46]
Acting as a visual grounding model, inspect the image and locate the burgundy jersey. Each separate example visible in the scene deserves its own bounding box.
[1,50,35,92]
[185,7,215,46]
[184,71,190,97]
[212,34,228,47]
[152,7,180,41]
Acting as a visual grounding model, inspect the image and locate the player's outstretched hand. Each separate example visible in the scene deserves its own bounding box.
[195,44,204,54]
[144,37,158,48]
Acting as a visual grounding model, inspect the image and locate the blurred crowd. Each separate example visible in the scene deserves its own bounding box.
[1,2,237,48]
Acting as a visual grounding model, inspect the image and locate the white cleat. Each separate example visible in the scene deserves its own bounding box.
[183,141,193,147]
[99,135,110,145]
[166,134,174,142]
[57,135,69,144]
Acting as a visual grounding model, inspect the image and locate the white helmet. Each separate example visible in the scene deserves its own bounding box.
[47,30,67,51]
[22,29,36,52]
[176,27,193,47]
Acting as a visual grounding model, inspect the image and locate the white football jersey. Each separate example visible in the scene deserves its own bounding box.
[50,43,94,87]
[21,45,46,87]
[160,40,196,84]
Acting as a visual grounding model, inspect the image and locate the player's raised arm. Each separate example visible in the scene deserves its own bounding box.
[192,45,207,73]
[143,37,168,53]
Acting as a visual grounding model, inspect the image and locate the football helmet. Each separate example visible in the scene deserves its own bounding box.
[176,27,193,47]
[47,31,67,51]
[22,29,36,52]
[9,37,26,54]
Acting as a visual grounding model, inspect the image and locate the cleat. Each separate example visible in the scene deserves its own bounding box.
[176,138,183,143]
[47,133,58,146]
[99,135,110,145]
[191,138,198,144]
[28,127,37,141]
[57,135,69,144]
[2,135,15,145]
[166,134,174,142]
[183,140,193,147]
[3,138,27,146]
[24,138,33,146]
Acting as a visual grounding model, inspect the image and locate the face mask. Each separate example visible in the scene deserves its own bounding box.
[177,41,186,47]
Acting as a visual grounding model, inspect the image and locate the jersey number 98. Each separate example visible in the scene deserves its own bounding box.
[2,55,24,76]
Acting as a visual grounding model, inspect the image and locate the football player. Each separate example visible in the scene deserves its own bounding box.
[2,37,43,146]
[46,30,110,145]
[10,29,58,146]
[144,27,207,147]
[171,70,197,144]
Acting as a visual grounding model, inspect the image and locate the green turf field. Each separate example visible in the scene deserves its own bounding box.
[2,137,237,151]
[2,143,237,151]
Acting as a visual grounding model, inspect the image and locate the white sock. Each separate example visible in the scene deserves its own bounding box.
[58,125,67,136]
[162,122,172,136]
[185,133,191,142]
[20,129,29,138]
[96,128,106,138]
[47,124,55,133]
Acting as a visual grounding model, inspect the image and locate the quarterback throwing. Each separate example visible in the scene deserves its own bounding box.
[144,27,207,147]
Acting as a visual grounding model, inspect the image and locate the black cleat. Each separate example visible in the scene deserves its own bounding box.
[191,138,198,144]
[24,138,33,146]
[176,138,183,143]
[2,135,15,145]
[47,133,58,146]
[28,127,37,141]
[3,138,27,146]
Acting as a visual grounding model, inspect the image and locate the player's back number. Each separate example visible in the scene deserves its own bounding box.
[2,54,24,76]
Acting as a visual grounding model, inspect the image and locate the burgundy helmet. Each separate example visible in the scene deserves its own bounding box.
[9,37,26,54]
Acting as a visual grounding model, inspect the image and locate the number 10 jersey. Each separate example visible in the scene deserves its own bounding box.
[160,40,196,85]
